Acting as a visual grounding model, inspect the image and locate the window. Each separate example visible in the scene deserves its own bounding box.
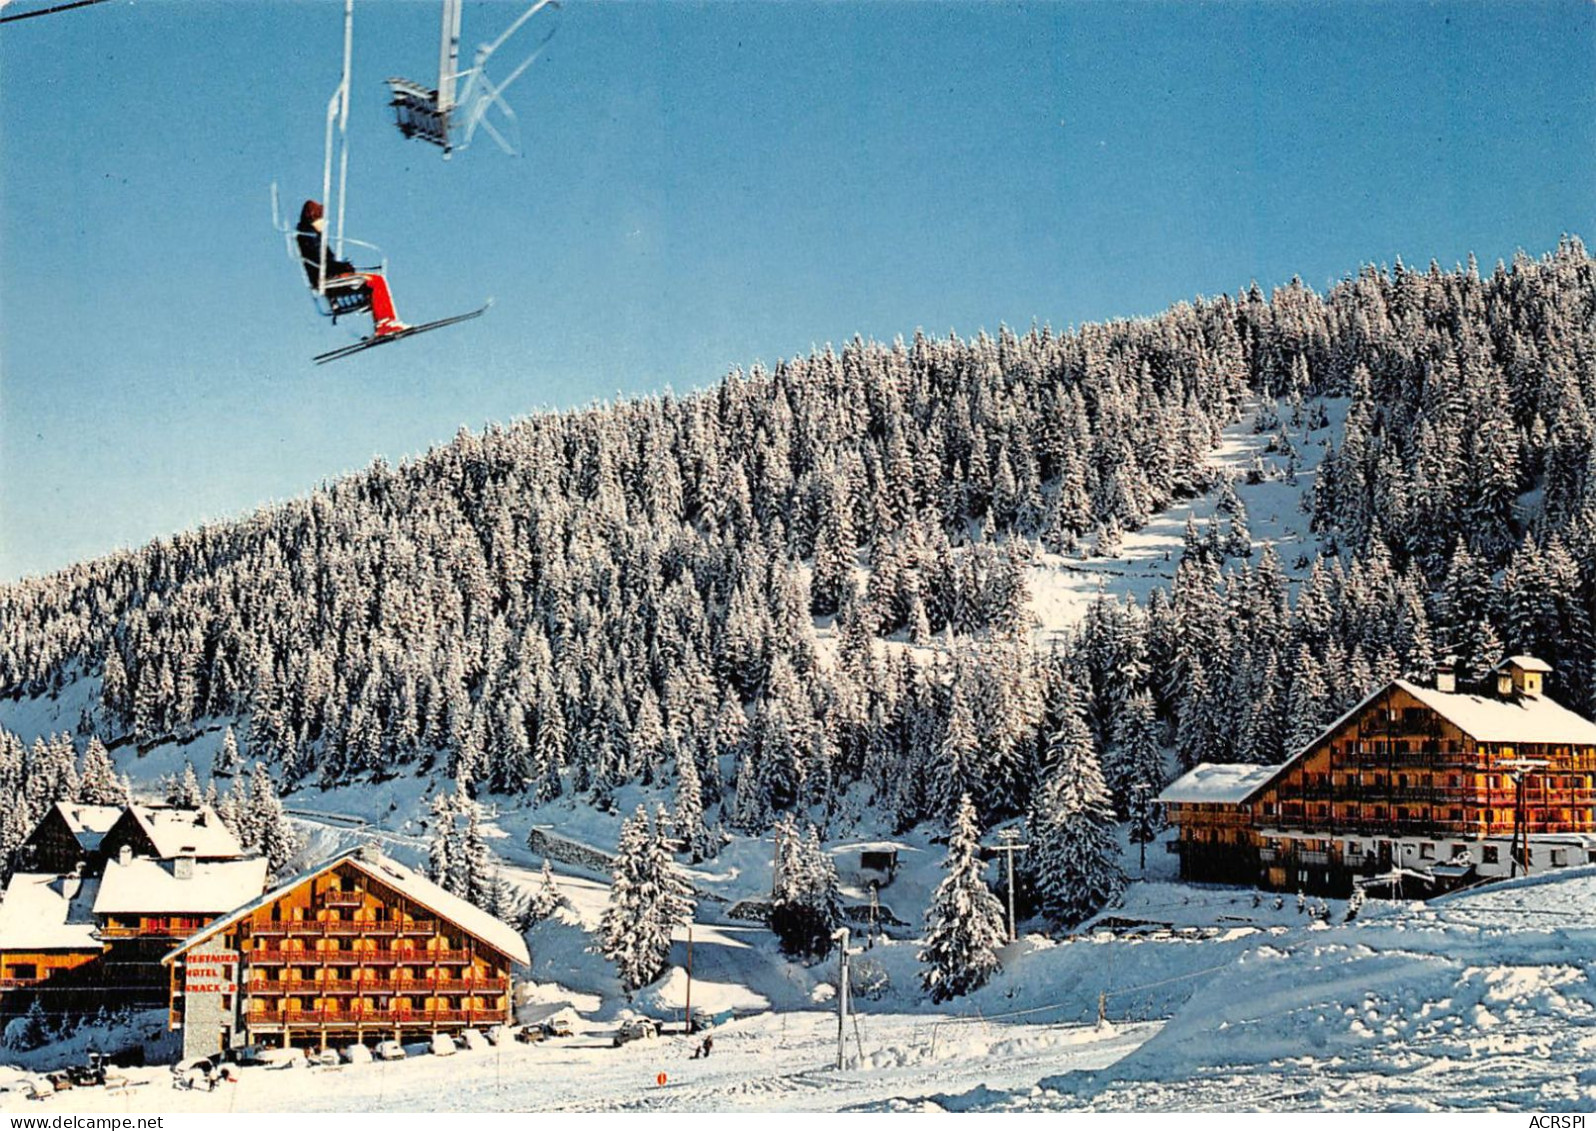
[1550,850,1568,867]
[1482,846,1499,864]
[10,963,37,980]
[1346,841,1361,856]
[1419,843,1435,860]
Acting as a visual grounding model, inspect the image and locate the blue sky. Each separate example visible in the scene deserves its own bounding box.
[2,0,1592,580]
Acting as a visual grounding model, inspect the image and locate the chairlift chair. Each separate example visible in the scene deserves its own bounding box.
[386,0,559,157]
[270,0,490,363]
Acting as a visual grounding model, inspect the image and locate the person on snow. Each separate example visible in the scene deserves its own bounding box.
[296,199,407,336]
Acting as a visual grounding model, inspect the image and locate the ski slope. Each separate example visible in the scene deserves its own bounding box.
[0,1012,1158,1113]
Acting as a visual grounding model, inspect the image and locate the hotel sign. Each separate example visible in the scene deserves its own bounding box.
[185,951,239,994]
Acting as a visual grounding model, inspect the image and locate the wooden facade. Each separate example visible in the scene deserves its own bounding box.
[165,853,525,1057]
[1165,658,1596,896]
[0,805,262,1023]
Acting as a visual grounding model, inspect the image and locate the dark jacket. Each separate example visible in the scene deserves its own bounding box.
[296,201,356,289]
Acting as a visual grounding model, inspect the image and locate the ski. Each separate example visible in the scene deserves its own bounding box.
[313,300,492,365]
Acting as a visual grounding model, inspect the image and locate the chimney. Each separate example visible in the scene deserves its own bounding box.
[1496,670,1514,698]
[358,840,381,865]
[1435,658,1457,694]
[118,844,132,866]
[173,854,195,881]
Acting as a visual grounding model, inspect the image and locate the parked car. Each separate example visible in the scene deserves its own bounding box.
[612,1018,658,1047]
[484,1024,510,1046]
[541,1017,575,1038]
[429,1033,457,1057]
[459,1028,491,1052]
[344,1044,372,1065]
[261,1048,307,1071]
[374,1040,406,1061]
[514,1024,546,1044]
[309,1049,340,1068]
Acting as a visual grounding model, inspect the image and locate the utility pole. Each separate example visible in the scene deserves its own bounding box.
[989,828,1030,943]
[684,921,693,1034]
[832,927,861,1070]
[1502,757,1549,879]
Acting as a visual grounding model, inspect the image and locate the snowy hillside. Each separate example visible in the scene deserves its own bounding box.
[1024,395,1346,644]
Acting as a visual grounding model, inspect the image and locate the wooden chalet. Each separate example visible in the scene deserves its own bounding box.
[163,845,530,1059]
[15,802,122,875]
[0,804,265,1023]
[1161,656,1596,896]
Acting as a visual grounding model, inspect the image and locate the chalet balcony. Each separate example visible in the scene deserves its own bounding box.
[319,891,366,908]
[1296,850,1331,866]
[272,920,400,937]
[395,921,439,936]
[98,919,208,939]
[247,976,507,996]
[244,948,467,967]
[249,1006,506,1029]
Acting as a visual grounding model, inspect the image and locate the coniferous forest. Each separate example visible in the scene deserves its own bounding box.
[3,240,1594,899]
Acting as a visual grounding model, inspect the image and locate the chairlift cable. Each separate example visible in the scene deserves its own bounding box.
[0,0,117,25]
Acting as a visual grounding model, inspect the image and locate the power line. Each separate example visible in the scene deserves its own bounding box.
[0,0,119,25]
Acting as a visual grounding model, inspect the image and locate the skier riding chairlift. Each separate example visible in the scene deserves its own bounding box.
[296,199,407,337]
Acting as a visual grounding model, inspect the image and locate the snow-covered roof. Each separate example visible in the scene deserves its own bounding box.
[127,804,243,859]
[53,802,123,851]
[163,849,530,967]
[0,873,103,951]
[1158,763,1281,805]
[1498,655,1553,674]
[1211,675,1596,808]
[93,856,268,915]
[1394,680,1596,745]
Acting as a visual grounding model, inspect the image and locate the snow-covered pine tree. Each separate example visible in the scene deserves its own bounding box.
[177,762,204,808]
[672,740,713,862]
[919,794,1007,1003]
[213,725,241,778]
[599,805,693,993]
[245,763,299,872]
[1028,713,1124,928]
[461,795,495,909]
[523,857,568,925]
[768,820,842,961]
[1111,689,1165,863]
[599,809,651,992]
[427,790,456,893]
[77,737,121,806]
